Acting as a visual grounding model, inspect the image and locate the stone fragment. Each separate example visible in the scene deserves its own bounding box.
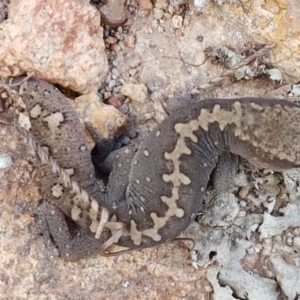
[72,93,127,145]
[120,83,148,102]
[100,0,128,26]
[0,0,108,94]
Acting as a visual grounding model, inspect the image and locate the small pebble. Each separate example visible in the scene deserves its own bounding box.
[153,8,164,20]
[107,96,122,108]
[239,186,250,199]
[293,236,300,250]
[168,5,175,14]
[118,41,125,50]
[112,60,119,67]
[158,26,165,34]
[286,236,293,246]
[106,36,118,44]
[106,74,112,84]
[151,19,159,27]
[119,103,130,114]
[108,80,116,89]
[110,43,121,53]
[174,28,182,37]
[129,68,137,76]
[138,0,153,10]
[155,0,168,9]
[112,68,119,77]
[125,34,136,49]
[127,54,142,69]
[145,26,153,34]
[113,86,121,94]
[104,30,110,38]
[183,16,190,26]
[172,15,183,29]
[104,91,112,99]
[0,153,12,169]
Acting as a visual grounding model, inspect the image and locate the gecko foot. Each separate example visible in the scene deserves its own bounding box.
[15,204,60,256]
[16,203,106,261]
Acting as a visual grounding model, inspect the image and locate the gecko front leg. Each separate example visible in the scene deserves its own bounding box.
[7,76,117,260]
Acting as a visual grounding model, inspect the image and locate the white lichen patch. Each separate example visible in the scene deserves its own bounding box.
[206,268,236,300]
[270,254,300,300]
[217,240,279,299]
[200,192,240,227]
[259,202,300,239]
[181,165,300,299]
[183,222,231,267]
[283,168,300,201]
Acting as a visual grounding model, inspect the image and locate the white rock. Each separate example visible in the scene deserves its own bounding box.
[0,154,12,169]
[259,202,300,239]
[270,254,300,300]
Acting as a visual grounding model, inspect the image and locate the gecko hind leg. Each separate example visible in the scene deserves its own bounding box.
[17,203,105,261]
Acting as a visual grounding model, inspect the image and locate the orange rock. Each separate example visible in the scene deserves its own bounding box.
[0,0,108,94]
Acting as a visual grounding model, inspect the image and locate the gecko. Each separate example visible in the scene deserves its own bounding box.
[5,76,300,261]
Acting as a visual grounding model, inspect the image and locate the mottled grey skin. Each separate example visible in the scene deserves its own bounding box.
[12,77,300,260]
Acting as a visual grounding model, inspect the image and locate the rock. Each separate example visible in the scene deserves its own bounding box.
[72,93,127,145]
[120,83,148,102]
[0,0,108,94]
[100,0,128,26]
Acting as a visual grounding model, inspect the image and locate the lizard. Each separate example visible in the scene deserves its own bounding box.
[4,76,300,261]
